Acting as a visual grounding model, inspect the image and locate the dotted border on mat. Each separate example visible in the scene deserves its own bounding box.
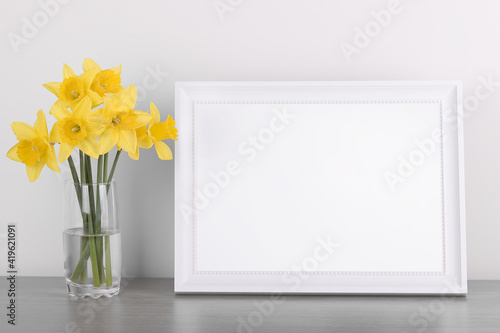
[191,100,446,276]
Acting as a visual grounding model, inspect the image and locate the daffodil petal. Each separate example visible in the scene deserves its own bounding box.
[128,145,140,160]
[56,99,71,109]
[26,160,45,182]
[11,122,37,141]
[132,111,153,128]
[63,64,76,79]
[6,143,21,162]
[85,120,106,137]
[116,129,137,153]
[154,140,173,160]
[103,92,117,110]
[49,123,61,143]
[79,68,99,91]
[98,128,119,155]
[111,65,122,76]
[86,89,103,108]
[69,98,81,111]
[121,85,137,110]
[43,82,61,98]
[88,108,106,125]
[78,137,100,159]
[44,148,60,173]
[150,102,160,124]
[106,87,132,111]
[34,110,48,137]
[58,142,74,163]
[72,96,92,119]
[49,102,71,120]
[83,58,102,72]
[139,135,154,149]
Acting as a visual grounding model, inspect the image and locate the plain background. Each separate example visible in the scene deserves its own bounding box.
[0,0,498,279]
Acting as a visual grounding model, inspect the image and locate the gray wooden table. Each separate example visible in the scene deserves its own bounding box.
[1,278,499,333]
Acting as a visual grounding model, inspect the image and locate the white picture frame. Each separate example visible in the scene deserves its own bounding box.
[175,81,467,295]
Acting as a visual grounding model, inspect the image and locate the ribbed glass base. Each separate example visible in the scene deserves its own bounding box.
[66,280,120,299]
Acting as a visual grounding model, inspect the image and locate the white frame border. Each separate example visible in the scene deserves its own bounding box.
[175,81,467,295]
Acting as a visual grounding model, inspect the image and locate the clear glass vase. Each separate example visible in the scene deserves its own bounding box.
[63,180,121,298]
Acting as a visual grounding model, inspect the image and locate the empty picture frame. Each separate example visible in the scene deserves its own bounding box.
[175,81,467,294]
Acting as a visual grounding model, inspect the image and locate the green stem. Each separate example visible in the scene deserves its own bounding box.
[103,151,120,285]
[83,155,101,286]
[88,236,100,287]
[96,155,103,233]
[95,155,105,283]
[86,155,106,284]
[67,156,81,207]
[70,242,90,281]
[79,150,84,198]
[84,155,96,223]
[79,238,88,281]
[78,151,88,280]
[103,153,109,183]
[85,206,100,287]
[67,155,88,281]
[107,149,121,192]
[80,152,89,234]
[105,235,112,286]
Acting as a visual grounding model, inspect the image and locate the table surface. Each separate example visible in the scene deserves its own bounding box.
[1,278,499,333]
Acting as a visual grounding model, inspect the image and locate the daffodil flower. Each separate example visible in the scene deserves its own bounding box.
[49,96,105,162]
[7,110,60,182]
[96,85,152,155]
[128,102,178,160]
[43,64,102,111]
[82,58,123,97]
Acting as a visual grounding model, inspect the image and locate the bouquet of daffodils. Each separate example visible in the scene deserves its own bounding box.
[7,58,177,288]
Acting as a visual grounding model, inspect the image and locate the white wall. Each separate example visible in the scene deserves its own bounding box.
[0,0,499,279]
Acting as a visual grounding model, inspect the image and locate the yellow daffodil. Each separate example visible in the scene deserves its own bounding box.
[43,64,102,111]
[7,110,60,182]
[82,58,123,97]
[49,96,105,162]
[96,85,152,155]
[128,102,178,160]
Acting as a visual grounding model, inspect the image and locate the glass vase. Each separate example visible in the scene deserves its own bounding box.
[63,180,121,298]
